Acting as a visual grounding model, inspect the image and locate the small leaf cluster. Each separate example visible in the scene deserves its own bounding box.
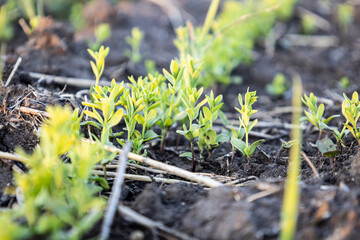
[88,46,110,86]
[342,91,360,144]
[301,93,339,138]
[125,27,144,64]
[198,91,226,158]
[266,73,289,97]
[0,106,106,240]
[90,23,112,51]
[231,89,264,161]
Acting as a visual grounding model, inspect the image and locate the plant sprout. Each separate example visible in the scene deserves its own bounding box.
[301,93,339,139]
[230,89,264,174]
[125,27,144,64]
[266,73,289,97]
[342,91,360,145]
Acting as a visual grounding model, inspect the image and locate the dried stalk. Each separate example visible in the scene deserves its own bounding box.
[100,142,131,240]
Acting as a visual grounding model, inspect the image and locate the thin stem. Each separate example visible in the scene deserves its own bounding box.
[160,127,168,153]
[230,146,235,164]
[190,141,195,172]
[201,0,220,41]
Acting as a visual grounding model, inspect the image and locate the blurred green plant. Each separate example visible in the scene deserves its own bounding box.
[301,13,317,34]
[90,23,112,51]
[125,27,144,64]
[174,0,297,88]
[266,73,289,97]
[230,89,264,173]
[337,76,350,91]
[337,3,354,32]
[0,106,105,240]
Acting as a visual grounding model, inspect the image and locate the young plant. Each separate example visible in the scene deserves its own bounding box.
[125,27,144,64]
[177,86,207,172]
[198,91,225,160]
[266,73,289,97]
[337,76,350,91]
[337,3,354,32]
[230,89,264,174]
[19,0,42,33]
[116,88,145,154]
[88,45,110,86]
[157,60,186,152]
[301,93,339,139]
[301,13,317,34]
[0,106,105,239]
[90,23,112,51]
[342,91,360,145]
[82,79,125,146]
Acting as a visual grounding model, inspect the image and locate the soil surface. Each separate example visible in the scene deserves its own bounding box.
[1,0,360,239]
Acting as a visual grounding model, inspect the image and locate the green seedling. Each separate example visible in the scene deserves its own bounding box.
[301,93,339,139]
[70,3,85,31]
[125,27,144,64]
[301,13,317,34]
[82,79,125,146]
[266,73,289,97]
[88,46,110,86]
[337,76,350,91]
[342,91,360,145]
[0,106,105,239]
[316,138,340,157]
[279,75,302,240]
[158,60,186,152]
[198,91,225,160]
[337,3,354,32]
[91,23,112,51]
[19,0,42,33]
[230,89,264,174]
[177,86,207,171]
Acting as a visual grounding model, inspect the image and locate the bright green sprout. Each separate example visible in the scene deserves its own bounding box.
[177,86,207,172]
[342,91,360,145]
[337,76,350,91]
[337,3,354,32]
[125,27,144,64]
[230,89,264,174]
[301,93,339,139]
[91,23,112,51]
[88,45,110,86]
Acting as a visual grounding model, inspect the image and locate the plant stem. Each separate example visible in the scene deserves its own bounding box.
[160,127,168,153]
[190,141,195,172]
[231,146,235,164]
[247,157,252,175]
[201,0,220,41]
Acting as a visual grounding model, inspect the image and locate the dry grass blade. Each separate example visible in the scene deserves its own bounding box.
[5,57,22,87]
[84,139,223,188]
[100,142,131,240]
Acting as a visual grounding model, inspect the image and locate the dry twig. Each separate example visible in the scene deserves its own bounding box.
[100,142,131,240]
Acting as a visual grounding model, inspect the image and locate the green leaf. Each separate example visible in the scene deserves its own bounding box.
[108,108,124,127]
[179,152,192,158]
[248,139,265,156]
[80,120,102,129]
[144,130,159,140]
[216,133,229,143]
[205,129,217,145]
[90,176,110,189]
[202,107,212,120]
[317,104,325,120]
[323,115,340,124]
[316,138,340,157]
[231,138,246,155]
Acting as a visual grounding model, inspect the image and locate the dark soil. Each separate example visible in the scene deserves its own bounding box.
[1,0,360,239]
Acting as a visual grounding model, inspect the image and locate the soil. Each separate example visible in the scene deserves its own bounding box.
[1,0,360,239]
